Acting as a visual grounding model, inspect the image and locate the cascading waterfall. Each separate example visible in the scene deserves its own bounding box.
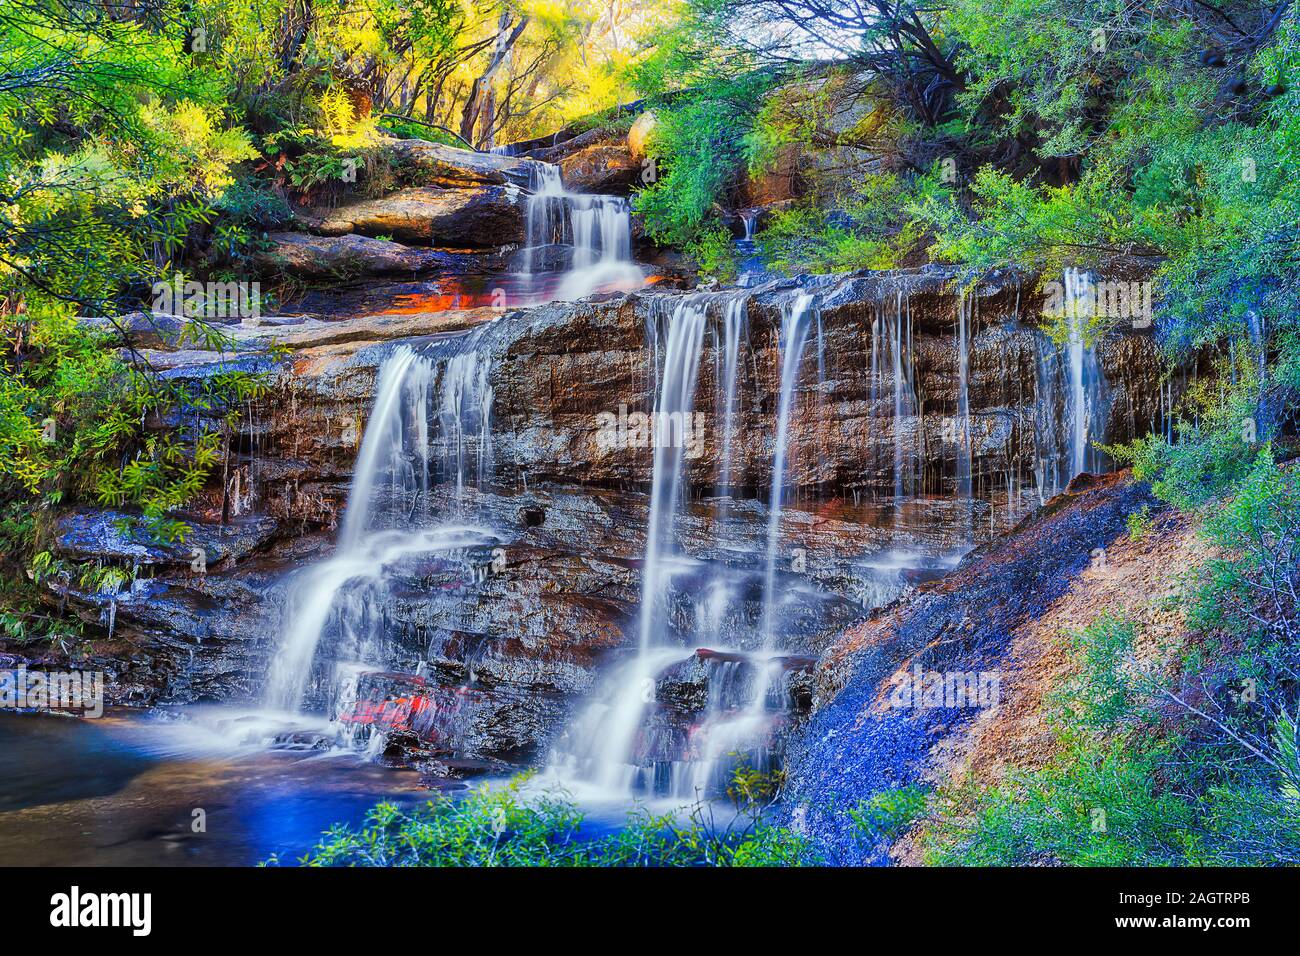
[549,296,711,792]
[546,292,820,798]
[890,292,918,501]
[735,212,766,286]
[870,313,882,481]
[263,340,497,718]
[716,296,747,501]
[637,298,710,651]
[438,349,493,507]
[698,297,746,649]
[955,292,973,498]
[667,293,817,801]
[759,294,815,646]
[1032,268,1109,501]
[523,163,643,301]
[336,348,433,549]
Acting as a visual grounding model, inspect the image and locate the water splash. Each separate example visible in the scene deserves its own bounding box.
[523,164,643,301]
[264,341,496,716]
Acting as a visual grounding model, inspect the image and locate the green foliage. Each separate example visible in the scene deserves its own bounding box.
[684,223,738,282]
[0,3,275,641]
[924,735,1215,866]
[280,775,817,867]
[212,178,292,230]
[1126,505,1153,541]
[632,74,771,248]
[912,3,1300,353]
[1110,347,1280,511]
[624,4,774,250]
[850,784,930,842]
[1052,614,1143,731]
[924,607,1300,866]
[761,173,926,275]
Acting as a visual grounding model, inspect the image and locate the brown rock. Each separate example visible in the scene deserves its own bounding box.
[560,141,641,193]
[257,232,485,279]
[375,136,543,189]
[627,111,657,159]
[317,185,525,246]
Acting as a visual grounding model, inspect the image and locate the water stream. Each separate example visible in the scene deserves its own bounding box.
[523,164,644,301]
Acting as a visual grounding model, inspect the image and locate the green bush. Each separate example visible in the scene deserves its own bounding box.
[923,601,1300,866]
[685,224,739,282]
[850,784,930,842]
[279,776,818,867]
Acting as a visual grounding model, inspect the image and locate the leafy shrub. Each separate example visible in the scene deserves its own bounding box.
[1126,506,1153,541]
[278,775,818,867]
[685,223,739,282]
[924,600,1300,865]
[850,784,930,842]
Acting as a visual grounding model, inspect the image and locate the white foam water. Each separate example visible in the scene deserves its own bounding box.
[262,342,497,719]
[523,163,643,301]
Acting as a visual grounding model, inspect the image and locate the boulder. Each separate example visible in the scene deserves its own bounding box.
[340,671,566,762]
[315,185,525,246]
[257,232,489,279]
[560,141,641,193]
[375,136,543,189]
[627,111,657,159]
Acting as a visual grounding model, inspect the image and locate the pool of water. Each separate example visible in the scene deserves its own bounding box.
[0,709,430,866]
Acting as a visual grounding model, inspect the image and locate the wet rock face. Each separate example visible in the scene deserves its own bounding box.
[130,265,1172,533]
[477,266,1173,498]
[341,671,564,763]
[44,262,1177,770]
[56,510,279,571]
[312,185,526,246]
[616,649,818,791]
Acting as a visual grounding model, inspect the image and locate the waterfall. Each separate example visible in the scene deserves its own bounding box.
[759,293,815,646]
[890,292,917,500]
[546,295,711,793]
[735,211,766,286]
[338,347,432,548]
[956,290,973,498]
[717,296,746,500]
[523,164,562,275]
[1033,268,1109,501]
[655,295,818,799]
[637,297,710,651]
[438,349,493,507]
[522,163,643,301]
[263,341,496,716]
